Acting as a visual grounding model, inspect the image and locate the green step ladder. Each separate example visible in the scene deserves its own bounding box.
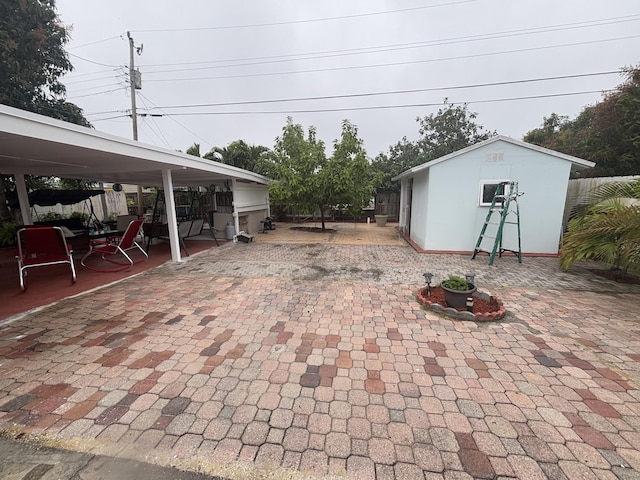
[472,181,523,265]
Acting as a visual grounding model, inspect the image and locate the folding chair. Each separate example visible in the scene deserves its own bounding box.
[16,226,77,292]
[81,219,148,272]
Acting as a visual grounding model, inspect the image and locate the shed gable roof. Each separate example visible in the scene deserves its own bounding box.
[392,135,595,181]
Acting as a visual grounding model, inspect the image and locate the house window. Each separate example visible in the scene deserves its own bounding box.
[479,179,510,206]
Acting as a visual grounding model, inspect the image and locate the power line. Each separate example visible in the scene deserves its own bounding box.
[131,1,477,33]
[142,35,640,83]
[68,35,123,50]
[90,89,614,119]
[67,88,124,100]
[137,94,172,148]
[83,70,622,117]
[142,71,620,111]
[138,93,213,150]
[68,52,121,68]
[138,15,640,73]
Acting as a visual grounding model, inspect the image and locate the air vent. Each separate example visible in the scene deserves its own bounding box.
[486,152,504,162]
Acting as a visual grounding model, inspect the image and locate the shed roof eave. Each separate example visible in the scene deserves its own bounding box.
[391,135,595,180]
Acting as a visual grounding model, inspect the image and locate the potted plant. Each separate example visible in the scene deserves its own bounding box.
[440,275,476,309]
[374,214,388,227]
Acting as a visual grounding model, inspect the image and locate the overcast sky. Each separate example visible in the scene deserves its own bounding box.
[56,0,640,159]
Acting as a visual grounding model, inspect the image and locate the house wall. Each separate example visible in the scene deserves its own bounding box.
[414,141,572,254]
[409,170,429,248]
[232,181,270,235]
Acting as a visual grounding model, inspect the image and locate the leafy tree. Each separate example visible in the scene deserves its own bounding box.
[0,0,89,125]
[524,65,640,177]
[372,102,495,191]
[0,0,91,222]
[322,120,379,223]
[416,101,496,161]
[186,143,201,157]
[266,118,376,230]
[265,118,327,225]
[204,140,270,175]
[560,178,640,273]
[371,138,422,190]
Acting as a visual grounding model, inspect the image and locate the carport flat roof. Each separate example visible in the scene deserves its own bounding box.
[0,104,269,187]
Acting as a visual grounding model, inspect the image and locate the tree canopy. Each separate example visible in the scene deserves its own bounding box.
[524,65,640,177]
[204,140,270,175]
[0,0,89,125]
[1,0,92,222]
[265,118,377,230]
[372,102,495,190]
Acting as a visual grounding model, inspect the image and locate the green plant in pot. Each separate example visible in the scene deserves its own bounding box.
[440,274,477,309]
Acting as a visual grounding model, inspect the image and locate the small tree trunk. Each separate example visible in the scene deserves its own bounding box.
[319,204,326,231]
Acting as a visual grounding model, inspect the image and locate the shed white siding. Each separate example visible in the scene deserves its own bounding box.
[394,136,594,256]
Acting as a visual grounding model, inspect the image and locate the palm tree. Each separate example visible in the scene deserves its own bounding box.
[204,141,270,174]
[560,177,640,273]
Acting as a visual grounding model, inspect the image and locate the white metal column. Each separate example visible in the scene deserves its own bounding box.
[15,173,32,225]
[161,169,181,262]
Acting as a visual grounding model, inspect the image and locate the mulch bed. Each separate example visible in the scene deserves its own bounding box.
[589,269,640,284]
[417,286,506,321]
[290,227,337,233]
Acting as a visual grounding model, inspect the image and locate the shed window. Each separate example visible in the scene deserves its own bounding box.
[479,179,510,206]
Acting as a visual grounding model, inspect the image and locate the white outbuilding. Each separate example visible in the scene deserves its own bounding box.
[392,136,595,257]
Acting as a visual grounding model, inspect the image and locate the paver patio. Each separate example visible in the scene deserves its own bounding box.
[0,222,639,479]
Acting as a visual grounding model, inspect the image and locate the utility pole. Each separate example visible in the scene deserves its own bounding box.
[127,31,144,217]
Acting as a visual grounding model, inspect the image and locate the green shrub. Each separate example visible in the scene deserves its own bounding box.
[69,211,89,222]
[41,212,64,221]
[441,275,471,291]
[0,222,19,247]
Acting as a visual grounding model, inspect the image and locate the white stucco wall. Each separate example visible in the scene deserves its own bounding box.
[409,171,429,248]
[414,140,573,254]
[231,181,270,234]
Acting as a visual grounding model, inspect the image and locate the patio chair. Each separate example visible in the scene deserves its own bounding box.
[116,214,138,232]
[16,226,77,292]
[81,219,147,272]
[159,219,195,256]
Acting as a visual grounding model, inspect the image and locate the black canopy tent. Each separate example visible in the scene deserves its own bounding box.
[7,189,106,208]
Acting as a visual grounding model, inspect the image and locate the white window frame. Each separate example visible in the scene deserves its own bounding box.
[478,179,510,207]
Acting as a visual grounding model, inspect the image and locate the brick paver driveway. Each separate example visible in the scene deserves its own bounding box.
[1,223,639,479]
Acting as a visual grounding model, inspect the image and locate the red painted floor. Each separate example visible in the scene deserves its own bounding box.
[0,239,219,321]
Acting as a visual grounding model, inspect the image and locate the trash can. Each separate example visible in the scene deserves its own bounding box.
[225,222,235,240]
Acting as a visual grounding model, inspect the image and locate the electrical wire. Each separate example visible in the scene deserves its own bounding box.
[131,1,477,33]
[68,52,121,68]
[67,35,123,50]
[88,89,614,120]
[137,94,172,147]
[138,93,213,150]
[67,88,125,100]
[141,34,640,83]
[83,69,623,117]
[142,71,620,111]
[138,15,640,73]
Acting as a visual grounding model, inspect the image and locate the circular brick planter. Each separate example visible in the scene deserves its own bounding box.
[416,286,506,322]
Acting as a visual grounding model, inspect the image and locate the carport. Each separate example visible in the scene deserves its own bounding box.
[0,104,270,262]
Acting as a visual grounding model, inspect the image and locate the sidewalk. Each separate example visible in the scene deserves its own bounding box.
[0,436,224,479]
[1,222,639,479]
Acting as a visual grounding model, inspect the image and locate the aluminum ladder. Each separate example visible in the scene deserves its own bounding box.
[471,181,523,265]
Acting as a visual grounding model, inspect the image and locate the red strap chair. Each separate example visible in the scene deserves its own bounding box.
[16,226,77,292]
[81,219,148,272]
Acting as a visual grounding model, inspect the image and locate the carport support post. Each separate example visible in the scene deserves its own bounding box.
[15,173,32,225]
[161,169,181,262]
